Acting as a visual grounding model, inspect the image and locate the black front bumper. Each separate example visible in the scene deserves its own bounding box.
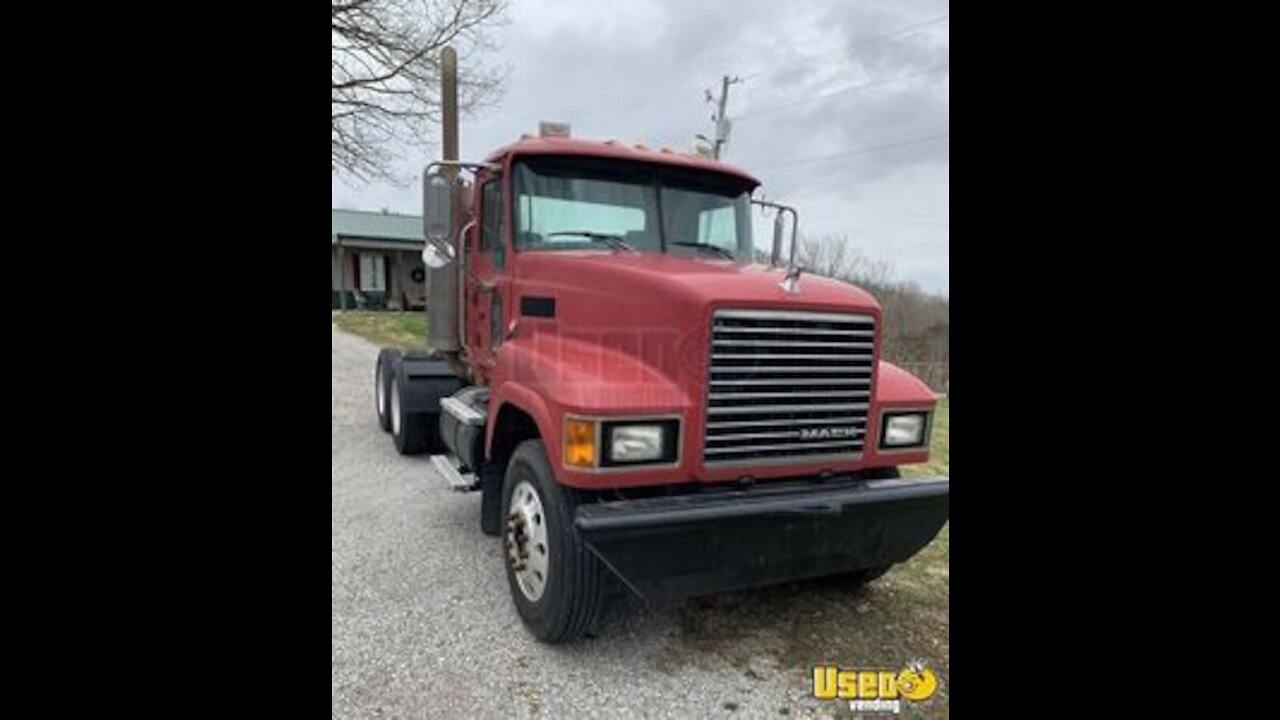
[575,477,949,603]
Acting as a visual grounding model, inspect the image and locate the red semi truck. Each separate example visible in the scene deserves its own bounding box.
[372,50,949,643]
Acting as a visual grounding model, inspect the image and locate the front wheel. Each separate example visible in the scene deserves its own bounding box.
[501,440,603,643]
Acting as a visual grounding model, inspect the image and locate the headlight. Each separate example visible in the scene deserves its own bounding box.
[881,412,928,448]
[565,416,680,469]
[609,425,665,462]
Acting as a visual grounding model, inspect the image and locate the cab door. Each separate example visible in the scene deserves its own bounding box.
[464,171,510,381]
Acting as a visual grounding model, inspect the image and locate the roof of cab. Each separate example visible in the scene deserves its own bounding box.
[483,136,760,188]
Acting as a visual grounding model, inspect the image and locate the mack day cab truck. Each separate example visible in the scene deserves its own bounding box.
[371,48,949,643]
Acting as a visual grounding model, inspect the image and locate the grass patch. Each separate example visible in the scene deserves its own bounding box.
[332,311,428,350]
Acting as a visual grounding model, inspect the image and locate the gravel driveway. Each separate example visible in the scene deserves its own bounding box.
[332,324,948,718]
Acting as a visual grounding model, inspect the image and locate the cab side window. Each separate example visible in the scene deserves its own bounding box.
[481,180,505,270]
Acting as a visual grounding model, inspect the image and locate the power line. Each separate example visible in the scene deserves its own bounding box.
[759,133,950,171]
[741,14,949,84]
[737,64,949,120]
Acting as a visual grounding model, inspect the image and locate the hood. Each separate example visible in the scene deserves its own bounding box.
[514,251,879,316]
[510,251,881,393]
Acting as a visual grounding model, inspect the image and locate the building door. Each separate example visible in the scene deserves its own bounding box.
[358,253,386,292]
[355,252,386,308]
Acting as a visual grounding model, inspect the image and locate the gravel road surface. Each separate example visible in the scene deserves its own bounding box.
[332,324,948,718]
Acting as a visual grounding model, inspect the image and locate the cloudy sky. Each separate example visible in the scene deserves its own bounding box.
[332,0,949,295]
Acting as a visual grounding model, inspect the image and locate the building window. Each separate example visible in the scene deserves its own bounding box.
[359,253,386,292]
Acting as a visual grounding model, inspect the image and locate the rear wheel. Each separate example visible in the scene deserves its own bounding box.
[390,363,428,455]
[501,440,603,643]
[375,348,400,432]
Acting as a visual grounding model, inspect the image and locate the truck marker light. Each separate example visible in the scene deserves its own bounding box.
[564,419,598,468]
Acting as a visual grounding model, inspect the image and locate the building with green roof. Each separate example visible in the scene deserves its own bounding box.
[332,208,426,309]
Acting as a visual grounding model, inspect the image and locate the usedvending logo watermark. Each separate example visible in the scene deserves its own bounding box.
[812,660,938,714]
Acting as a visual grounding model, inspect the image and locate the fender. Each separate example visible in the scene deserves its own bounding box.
[874,360,939,406]
[486,379,555,463]
[490,334,691,487]
[397,355,464,413]
[864,360,940,466]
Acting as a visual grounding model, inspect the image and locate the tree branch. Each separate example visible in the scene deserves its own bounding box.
[332,0,508,182]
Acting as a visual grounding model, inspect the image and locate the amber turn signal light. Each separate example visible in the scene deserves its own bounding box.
[564,418,597,468]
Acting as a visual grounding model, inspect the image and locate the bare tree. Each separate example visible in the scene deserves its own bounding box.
[795,234,894,290]
[793,234,948,374]
[332,0,508,182]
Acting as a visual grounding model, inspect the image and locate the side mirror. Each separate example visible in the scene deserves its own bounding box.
[752,198,797,268]
[771,211,785,267]
[422,169,455,268]
[422,240,454,269]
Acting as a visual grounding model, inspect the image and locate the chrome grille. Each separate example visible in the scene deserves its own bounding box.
[703,308,876,465]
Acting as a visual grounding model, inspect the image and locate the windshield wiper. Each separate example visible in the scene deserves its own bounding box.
[547,230,635,252]
[667,241,735,260]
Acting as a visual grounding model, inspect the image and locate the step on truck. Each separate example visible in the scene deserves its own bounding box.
[372,47,949,643]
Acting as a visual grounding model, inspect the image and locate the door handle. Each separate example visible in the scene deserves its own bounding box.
[477,278,497,293]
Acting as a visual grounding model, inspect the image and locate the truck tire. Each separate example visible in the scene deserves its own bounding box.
[501,440,603,643]
[375,348,401,433]
[390,363,428,455]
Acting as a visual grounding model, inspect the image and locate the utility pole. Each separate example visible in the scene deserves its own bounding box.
[700,75,740,159]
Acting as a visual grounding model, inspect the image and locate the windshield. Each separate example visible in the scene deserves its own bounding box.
[512,156,754,261]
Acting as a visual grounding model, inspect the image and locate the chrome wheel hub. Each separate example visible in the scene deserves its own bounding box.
[505,479,549,602]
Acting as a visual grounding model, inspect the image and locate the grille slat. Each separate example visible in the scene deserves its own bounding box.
[710,378,871,386]
[712,365,871,375]
[703,309,875,466]
[705,438,867,455]
[706,402,868,415]
[707,415,867,430]
[706,428,866,443]
[715,326,876,337]
[713,339,874,349]
[708,353,873,361]
[709,391,871,401]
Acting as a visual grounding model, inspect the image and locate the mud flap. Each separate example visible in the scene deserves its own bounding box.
[574,477,949,604]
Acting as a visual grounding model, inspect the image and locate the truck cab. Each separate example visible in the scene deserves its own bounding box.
[374,129,948,643]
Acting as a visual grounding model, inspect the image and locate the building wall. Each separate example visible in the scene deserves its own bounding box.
[388,250,427,309]
[332,245,426,309]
